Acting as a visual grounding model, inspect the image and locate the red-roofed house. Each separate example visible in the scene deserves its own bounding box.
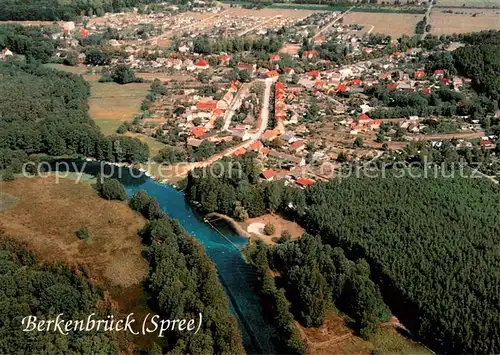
[194,59,209,70]
[314,36,326,45]
[261,147,270,155]
[284,67,295,75]
[302,50,317,60]
[237,63,257,76]
[414,70,425,79]
[369,120,382,130]
[261,169,277,181]
[290,140,306,152]
[197,100,217,111]
[422,87,431,94]
[250,140,264,151]
[234,147,247,157]
[262,129,280,141]
[191,126,205,138]
[351,79,363,86]
[337,84,349,92]
[80,27,89,37]
[358,113,371,124]
[480,139,493,147]
[386,83,397,90]
[220,53,231,65]
[433,69,445,79]
[267,70,279,78]
[379,72,392,80]
[440,78,452,86]
[296,177,315,187]
[307,70,320,79]
[270,54,280,62]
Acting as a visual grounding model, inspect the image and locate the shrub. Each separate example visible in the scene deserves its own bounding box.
[75,227,91,240]
[264,223,275,236]
[279,230,292,243]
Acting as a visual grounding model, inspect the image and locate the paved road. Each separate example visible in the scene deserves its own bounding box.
[314,6,355,38]
[421,1,433,40]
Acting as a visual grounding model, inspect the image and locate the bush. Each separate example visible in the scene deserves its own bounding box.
[111,64,137,84]
[1,168,15,181]
[264,223,275,236]
[75,226,91,240]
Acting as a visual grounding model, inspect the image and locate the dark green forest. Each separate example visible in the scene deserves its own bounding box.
[0,235,120,353]
[0,61,149,172]
[129,191,245,354]
[0,0,166,21]
[185,157,500,353]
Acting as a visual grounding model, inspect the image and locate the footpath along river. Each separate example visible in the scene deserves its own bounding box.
[55,159,277,354]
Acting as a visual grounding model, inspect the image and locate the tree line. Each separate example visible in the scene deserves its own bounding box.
[128,191,245,354]
[0,61,149,174]
[0,0,165,21]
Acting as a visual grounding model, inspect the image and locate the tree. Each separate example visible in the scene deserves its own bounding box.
[111,64,137,84]
[215,117,224,130]
[63,50,79,66]
[1,168,15,181]
[279,230,292,243]
[264,223,275,235]
[84,48,110,66]
[100,178,127,200]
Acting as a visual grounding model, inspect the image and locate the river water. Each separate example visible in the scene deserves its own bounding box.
[54,160,277,354]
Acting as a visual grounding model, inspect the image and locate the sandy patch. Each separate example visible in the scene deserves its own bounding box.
[242,213,305,245]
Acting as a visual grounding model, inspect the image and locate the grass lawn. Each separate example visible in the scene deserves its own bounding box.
[88,81,150,135]
[124,132,167,156]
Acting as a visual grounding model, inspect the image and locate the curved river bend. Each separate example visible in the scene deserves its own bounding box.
[60,160,277,354]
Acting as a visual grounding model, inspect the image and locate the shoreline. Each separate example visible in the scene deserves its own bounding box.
[205,212,253,239]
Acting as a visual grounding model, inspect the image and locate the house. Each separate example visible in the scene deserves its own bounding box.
[386,83,397,90]
[314,36,326,45]
[187,137,203,147]
[433,69,445,79]
[269,54,280,62]
[237,63,257,76]
[80,27,89,37]
[479,139,494,148]
[358,113,371,124]
[414,70,425,79]
[0,48,13,59]
[284,67,295,75]
[197,99,217,111]
[369,120,382,130]
[268,150,305,166]
[178,45,190,53]
[453,77,463,88]
[379,72,392,80]
[337,84,349,92]
[191,126,206,138]
[302,50,317,60]
[194,59,209,70]
[363,47,374,54]
[440,78,452,86]
[261,169,277,181]
[422,87,431,94]
[262,129,280,141]
[351,79,363,86]
[307,70,320,79]
[266,70,279,79]
[290,140,306,152]
[250,140,264,152]
[234,147,247,157]
[220,53,231,65]
[296,177,315,187]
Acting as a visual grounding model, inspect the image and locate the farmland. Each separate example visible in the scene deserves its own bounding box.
[342,12,422,37]
[430,8,500,34]
[435,0,500,7]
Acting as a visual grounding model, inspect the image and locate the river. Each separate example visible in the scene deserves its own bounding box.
[53,160,277,354]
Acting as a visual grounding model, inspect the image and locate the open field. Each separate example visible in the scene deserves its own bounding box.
[223,6,322,18]
[342,12,422,37]
[430,8,500,34]
[435,0,500,7]
[124,131,167,156]
[297,311,431,355]
[44,63,89,75]
[89,82,150,135]
[241,213,305,244]
[0,177,147,287]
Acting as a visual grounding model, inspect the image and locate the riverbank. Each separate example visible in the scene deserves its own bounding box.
[205,212,252,238]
